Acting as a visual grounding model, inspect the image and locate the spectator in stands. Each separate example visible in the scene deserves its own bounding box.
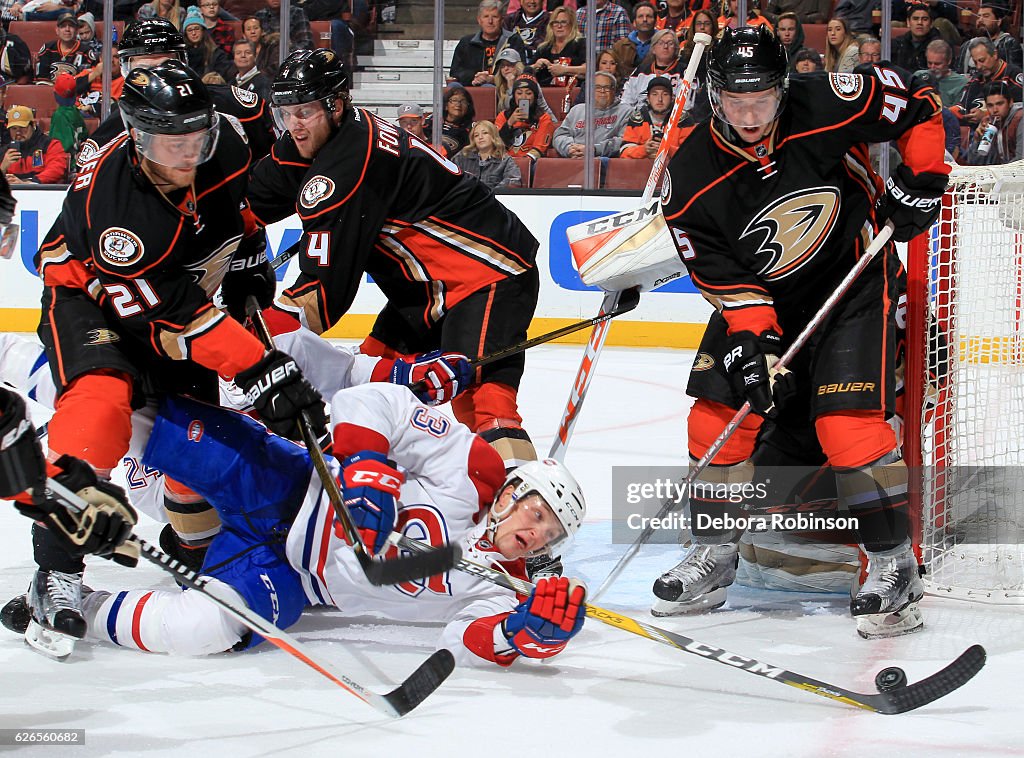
[454,119,522,189]
[655,0,711,38]
[496,70,556,161]
[857,36,881,64]
[954,37,1024,125]
[533,5,585,88]
[612,1,656,78]
[137,0,187,30]
[891,3,941,72]
[0,24,33,83]
[892,0,960,45]
[16,0,81,22]
[426,83,477,156]
[241,14,279,79]
[576,0,631,53]
[776,12,807,71]
[620,75,673,158]
[396,102,428,139]
[199,0,234,54]
[449,0,527,86]
[680,9,715,77]
[824,16,858,73]
[183,6,234,80]
[255,0,313,52]
[503,0,548,64]
[49,71,87,158]
[966,81,1022,164]
[233,39,271,101]
[77,11,97,44]
[958,1,1023,73]
[793,47,823,72]
[717,0,773,31]
[494,48,525,112]
[921,38,967,108]
[831,0,878,35]
[597,47,626,91]
[1,104,67,184]
[554,70,628,158]
[35,10,90,83]
[621,28,680,109]
[765,0,830,24]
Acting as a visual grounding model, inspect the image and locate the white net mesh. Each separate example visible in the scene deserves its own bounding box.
[914,162,1024,603]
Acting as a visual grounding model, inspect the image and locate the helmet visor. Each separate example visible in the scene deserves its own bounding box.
[132,114,220,169]
[271,100,330,133]
[710,86,784,129]
[513,489,570,555]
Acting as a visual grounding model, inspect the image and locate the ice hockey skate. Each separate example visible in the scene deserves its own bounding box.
[651,543,738,616]
[21,570,87,660]
[851,544,924,639]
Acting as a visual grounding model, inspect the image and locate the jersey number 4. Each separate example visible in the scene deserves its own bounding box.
[306,231,331,266]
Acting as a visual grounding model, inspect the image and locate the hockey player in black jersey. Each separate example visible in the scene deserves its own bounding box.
[652,26,949,638]
[248,48,542,471]
[77,18,277,165]
[12,61,321,659]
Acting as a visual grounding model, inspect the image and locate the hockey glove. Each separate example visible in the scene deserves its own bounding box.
[724,330,796,420]
[377,350,475,405]
[875,164,948,243]
[16,455,139,567]
[235,350,328,441]
[0,388,46,498]
[338,451,403,555]
[504,577,587,659]
[220,233,276,323]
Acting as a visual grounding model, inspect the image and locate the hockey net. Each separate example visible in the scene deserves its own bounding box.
[905,162,1024,604]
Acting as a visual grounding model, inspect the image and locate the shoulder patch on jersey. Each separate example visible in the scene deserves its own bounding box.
[741,187,841,281]
[1016,73,1024,87]
[231,85,260,108]
[98,228,145,267]
[299,175,336,208]
[221,112,248,144]
[660,170,672,205]
[692,352,714,371]
[828,72,863,101]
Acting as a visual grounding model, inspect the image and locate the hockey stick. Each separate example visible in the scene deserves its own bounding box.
[549,33,713,463]
[42,477,454,717]
[408,286,641,396]
[246,297,462,587]
[395,533,985,715]
[590,222,897,602]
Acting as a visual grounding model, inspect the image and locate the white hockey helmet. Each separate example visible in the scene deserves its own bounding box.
[494,458,586,555]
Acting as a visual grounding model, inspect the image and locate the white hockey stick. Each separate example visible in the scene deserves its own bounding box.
[41,478,454,717]
[590,222,896,602]
[549,33,713,462]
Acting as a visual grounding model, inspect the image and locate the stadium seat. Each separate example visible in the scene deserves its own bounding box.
[228,20,244,44]
[802,24,826,56]
[542,86,576,121]
[466,86,497,123]
[604,158,653,191]
[9,21,54,58]
[4,84,59,121]
[310,20,332,49]
[532,157,602,188]
[511,155,532,187]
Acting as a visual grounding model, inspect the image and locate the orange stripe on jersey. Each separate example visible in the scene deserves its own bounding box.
[300,108,375,220]
[94,216,186,279]
[196,158,250,201]
[84,134,130,232]
[689,270,770,296]
[897,113,949,177]
[272,141,313,168]
[664,152,746,219]
[780,78,877,146]
[424,216,533,269]
[721,304,780,337]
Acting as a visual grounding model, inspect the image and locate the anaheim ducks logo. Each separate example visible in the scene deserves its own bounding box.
[300,175,335,208]
[231,85,259,108]
[85,328,120,345]
[741,188,840,281]
[98,228,145,267]
[128,70,150,86]
[692,352,714,371]
[829,72,862,100]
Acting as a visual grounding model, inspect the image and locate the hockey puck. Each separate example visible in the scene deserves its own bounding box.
[875,666,908,692]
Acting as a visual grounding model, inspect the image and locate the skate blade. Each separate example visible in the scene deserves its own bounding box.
[650,587,728,617]
[856,603,924,639]
[25,620,77,660]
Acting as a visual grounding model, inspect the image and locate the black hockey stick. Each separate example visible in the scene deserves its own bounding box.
[270,238,301,272]
[246,297,462,586]
[42,477,454,717]
[396,533,985,715]
[408,286,641,396]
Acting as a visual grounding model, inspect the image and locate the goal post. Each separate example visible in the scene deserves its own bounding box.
[905,162,1024,604]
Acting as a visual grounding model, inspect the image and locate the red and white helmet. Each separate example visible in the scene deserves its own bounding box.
[493,458,586,555]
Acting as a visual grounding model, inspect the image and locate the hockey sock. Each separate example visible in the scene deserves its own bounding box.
[456,383,536,469]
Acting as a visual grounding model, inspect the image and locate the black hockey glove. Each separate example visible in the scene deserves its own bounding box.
[16,455,139,567]
[875,164,947,243]
[0,387,46,498]
[235,349,328,441]
[723,330,796,420]
[220,233,276,323]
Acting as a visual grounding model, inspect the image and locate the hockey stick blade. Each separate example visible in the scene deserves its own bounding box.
[44,479,452,717]
[396,534,986,715]
[246,297,461,587]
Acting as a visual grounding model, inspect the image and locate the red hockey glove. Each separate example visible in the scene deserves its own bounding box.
[376,350,475,405]
[338,451,403,555]
[504,577,587,659]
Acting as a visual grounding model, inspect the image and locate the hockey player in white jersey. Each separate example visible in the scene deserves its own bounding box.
[71,382,587,666]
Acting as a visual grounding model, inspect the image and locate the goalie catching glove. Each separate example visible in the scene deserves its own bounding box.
[338,451,403,555]
[504,577,587,659]
[374,350,475,406]
[724,329,795,419]
[875,164,947,243]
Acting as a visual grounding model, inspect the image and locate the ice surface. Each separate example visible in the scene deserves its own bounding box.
[0,343,1018,758]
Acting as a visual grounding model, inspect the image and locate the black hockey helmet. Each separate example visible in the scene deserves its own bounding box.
[707,25,789,131]
[272,48,350,108]
[117,18,186,63]
[120,61,220,168]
